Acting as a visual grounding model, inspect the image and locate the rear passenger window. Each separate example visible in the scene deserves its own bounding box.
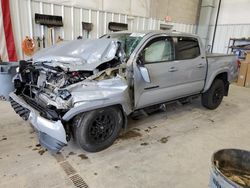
[176,37,200,60]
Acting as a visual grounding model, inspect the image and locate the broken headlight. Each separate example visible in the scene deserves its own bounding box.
[16,67,20,73]
[58,89,72,100]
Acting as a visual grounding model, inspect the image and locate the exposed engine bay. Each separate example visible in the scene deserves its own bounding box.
[13,38,128,121]
[15,60,93,94]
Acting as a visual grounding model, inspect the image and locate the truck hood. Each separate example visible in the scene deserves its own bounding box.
[33,38,124,71]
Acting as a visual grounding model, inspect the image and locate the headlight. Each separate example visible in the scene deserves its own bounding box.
[16,67,20,73]
[58,90,72,100]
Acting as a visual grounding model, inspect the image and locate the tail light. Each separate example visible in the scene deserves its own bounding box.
[236,60,241,69]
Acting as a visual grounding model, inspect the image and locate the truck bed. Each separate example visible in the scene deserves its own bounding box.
[206,52,235,58]
[204,53,238,91]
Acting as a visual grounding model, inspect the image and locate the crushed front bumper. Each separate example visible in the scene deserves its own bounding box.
[9,92,67,152]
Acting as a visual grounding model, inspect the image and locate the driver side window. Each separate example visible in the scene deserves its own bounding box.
[144,37,174,63]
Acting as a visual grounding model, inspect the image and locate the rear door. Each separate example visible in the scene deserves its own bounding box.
[171,36,207,95]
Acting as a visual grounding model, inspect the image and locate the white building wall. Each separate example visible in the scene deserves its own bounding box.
[208,0,250,53]
[217,0,250,25]
[9,0,197,60]
[27,0,200,23]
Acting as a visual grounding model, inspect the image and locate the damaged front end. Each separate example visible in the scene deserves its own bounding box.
[10,38,131,152]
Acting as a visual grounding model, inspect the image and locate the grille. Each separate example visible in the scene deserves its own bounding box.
[10,97,30,120]
[53,153,89,188]
[60,161,77,176]
[70,174,89,188]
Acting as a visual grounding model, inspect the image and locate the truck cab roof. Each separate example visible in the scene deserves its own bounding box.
[103,30,199,39]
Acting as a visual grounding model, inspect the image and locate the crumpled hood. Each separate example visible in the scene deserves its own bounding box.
[33,38,123,71]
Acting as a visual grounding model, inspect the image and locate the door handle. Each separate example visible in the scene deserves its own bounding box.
[197,63,205,68]
[168,67,178,72]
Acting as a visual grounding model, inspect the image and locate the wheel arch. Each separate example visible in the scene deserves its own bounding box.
[214,72,229,96]
[115,104,128,130]
[204,70,229,95]
[62,102,129,130]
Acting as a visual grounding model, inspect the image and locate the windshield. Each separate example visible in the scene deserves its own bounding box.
[101,33,143,58]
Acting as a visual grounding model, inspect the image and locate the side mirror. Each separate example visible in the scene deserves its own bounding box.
[139,66,151,83]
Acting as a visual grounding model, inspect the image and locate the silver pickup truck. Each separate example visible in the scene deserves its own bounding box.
[9,31,238,153]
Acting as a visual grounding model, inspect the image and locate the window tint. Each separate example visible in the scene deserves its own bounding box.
[176,37,200,60]
[144,37,174,63]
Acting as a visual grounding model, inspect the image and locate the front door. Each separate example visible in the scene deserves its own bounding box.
[133,35,207,109]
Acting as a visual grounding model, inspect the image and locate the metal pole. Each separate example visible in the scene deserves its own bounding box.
[211,0,222,53]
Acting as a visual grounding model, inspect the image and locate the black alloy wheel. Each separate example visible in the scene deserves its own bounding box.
[88,112,115,144]
[74,107,123,152]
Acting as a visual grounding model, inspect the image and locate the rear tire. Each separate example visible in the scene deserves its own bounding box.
[74,107,123,152]
[202,79,225,110]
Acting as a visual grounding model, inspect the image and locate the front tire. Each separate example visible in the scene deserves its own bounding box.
[202,79,225,110]
[74,107,123,152]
